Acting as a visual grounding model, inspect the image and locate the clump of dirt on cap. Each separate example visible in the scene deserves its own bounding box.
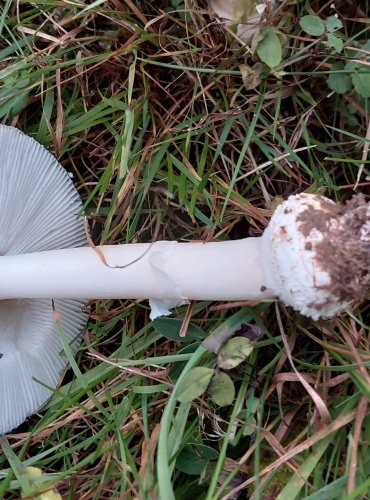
[297,194,370,308]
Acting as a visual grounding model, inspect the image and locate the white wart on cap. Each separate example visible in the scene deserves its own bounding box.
[262,193,370,319]
[0,125,87,434]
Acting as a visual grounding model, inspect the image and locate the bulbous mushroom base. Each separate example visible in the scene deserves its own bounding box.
[262,193,370,320]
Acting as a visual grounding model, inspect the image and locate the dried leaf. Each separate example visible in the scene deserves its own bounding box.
[240,63,262,90]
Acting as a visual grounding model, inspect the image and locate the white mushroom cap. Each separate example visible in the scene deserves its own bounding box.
[0,125,87,434]
[262,193,370,319]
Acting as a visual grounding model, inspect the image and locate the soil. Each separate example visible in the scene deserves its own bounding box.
[297,195,370,310]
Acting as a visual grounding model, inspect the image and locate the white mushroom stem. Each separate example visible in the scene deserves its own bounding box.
[0,192,368,321]
[0,239,270,318]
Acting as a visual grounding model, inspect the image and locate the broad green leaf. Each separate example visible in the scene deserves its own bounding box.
[169,343,201,381]
[208,372,235,406]
[325,16,343,32]
[352,71,370,98]
[299,15,325,37]
[327,63,352,94]
[256,29,282,68]
[176,444,218,475]
[217,337,254,370]
[176,367,214,402]
[246,396,260,415]
[327,33,343,53]
[152,318,205,342]
[242,415,257,436]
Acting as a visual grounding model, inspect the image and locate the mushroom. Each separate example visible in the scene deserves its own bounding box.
[0,124,369,433]
[0,125,87,434]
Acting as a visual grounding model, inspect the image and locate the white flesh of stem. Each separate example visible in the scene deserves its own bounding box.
[0,239,271,307]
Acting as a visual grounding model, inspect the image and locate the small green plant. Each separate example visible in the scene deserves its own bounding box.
[299,14,344,53]
[299,14,370,98]
[176,334,254,406]
[328,41,370,98]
